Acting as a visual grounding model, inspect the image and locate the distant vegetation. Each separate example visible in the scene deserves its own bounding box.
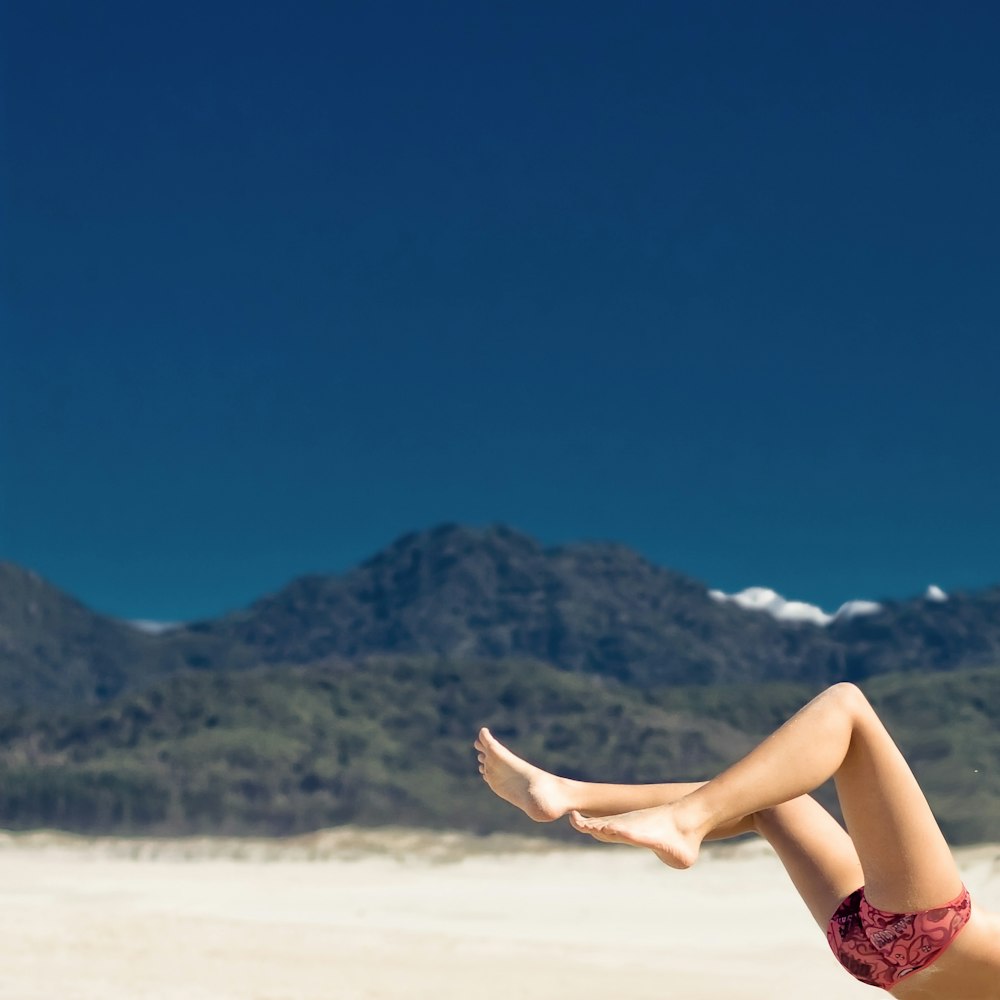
[1,525,998,843]
[0,656,741,836]
[1,656,997,843]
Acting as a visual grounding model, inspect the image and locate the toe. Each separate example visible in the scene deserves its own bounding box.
[569,815,613,843]
[479,728,507,755]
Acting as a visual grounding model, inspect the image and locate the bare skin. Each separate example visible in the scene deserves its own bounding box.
[475,684,1000,999]
[474,729,754,839]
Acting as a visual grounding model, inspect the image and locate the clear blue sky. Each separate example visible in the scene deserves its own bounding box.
[2,1,999,622]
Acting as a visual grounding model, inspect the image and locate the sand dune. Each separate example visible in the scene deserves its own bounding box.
[1,829,998,1000]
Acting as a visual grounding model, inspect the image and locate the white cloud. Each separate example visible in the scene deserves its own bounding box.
[835,600,884,621]
[925,584,948,602]
[708,586,882,627]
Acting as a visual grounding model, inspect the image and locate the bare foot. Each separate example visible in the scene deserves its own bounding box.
[568,804,703,869]
[474,729,572,822]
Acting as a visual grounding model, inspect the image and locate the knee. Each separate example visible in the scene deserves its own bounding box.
[750,807,773,836]
[825,682,869,712]
[752,800,793,830]
[750,802,795,840]
[820,683,878,732]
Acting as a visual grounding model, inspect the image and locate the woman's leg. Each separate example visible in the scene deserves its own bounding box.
[753,796,864,927]
[570,683,963,913]
[475,727,755,838]
[476,726,866,923]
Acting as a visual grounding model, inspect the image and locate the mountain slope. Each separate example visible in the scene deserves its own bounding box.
[1,656,996,843]
[0,655,758,836]
[191,523,1000,687]
[3,525,1000,713]
[0,562,150,707]
[2,528,999,841]
[196,524,811,685]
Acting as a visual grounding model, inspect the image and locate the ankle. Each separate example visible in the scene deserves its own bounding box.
[673,794,717,843]
[556,776,586,816]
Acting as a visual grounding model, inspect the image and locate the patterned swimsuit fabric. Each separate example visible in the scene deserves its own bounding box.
[826,885,972,990]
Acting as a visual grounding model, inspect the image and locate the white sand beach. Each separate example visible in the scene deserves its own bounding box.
[1,828,998,1000]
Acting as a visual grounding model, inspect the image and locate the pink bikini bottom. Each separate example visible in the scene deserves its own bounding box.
[826,884,971,991]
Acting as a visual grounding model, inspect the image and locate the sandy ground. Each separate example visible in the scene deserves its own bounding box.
[1,829,998,1000]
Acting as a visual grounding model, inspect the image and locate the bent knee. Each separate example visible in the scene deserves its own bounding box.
[825,682,871,716]
[751,799,805,837]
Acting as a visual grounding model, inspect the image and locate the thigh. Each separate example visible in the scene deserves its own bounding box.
[755,795,864,928]
[834,686,963,912]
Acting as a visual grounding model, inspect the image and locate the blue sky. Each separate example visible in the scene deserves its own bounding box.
[2,2,999,622]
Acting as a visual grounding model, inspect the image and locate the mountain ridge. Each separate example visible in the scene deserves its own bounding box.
[1,525,998,841]
[3,523,1000,711]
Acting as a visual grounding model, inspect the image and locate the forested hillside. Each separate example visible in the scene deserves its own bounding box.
[1,525,998,842]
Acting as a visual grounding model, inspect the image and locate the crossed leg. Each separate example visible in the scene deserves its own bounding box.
[475,728,755,838]
[564,684,963,913]
[475,684,962,924]
[475,726,862,927]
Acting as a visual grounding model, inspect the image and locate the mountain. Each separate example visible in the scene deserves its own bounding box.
[3,524,1000,712]
[0,562,151,707]
[193,524,812,685]
[177,523,1000,687]
[829,586,1000,676]
[0,562,238,709]
[1,525,999,842]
